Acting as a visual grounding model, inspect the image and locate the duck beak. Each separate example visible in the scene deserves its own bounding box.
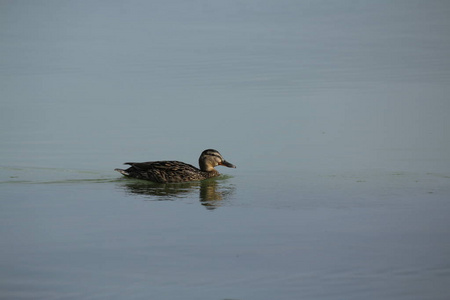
[220,160,236,168]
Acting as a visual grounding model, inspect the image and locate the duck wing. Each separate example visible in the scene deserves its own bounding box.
[123,161,201,183]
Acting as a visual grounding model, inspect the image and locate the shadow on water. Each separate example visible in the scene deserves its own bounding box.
[117,176,235,210]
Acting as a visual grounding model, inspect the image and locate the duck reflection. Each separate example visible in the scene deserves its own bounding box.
[199,179,234,209]
[119,177,234,209]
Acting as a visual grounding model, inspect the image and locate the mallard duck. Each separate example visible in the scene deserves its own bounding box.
[115,149,236,183]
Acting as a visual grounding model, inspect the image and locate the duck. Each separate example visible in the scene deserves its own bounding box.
[115,149,236,183]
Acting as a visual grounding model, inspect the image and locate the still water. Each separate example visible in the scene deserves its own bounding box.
[1,1,450,299]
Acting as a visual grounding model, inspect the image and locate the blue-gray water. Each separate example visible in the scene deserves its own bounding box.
[1,1,450,299]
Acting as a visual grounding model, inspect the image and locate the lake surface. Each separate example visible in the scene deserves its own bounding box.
[1,1,450,299]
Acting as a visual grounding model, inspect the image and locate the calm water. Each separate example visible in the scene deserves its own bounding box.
[1,1,450,299]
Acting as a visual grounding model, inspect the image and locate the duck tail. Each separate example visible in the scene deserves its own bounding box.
[115,168,130,176]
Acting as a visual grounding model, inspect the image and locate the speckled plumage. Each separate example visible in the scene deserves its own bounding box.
[115,149,235,183]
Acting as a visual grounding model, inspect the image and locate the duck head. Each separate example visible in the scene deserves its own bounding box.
[199,149,236,172]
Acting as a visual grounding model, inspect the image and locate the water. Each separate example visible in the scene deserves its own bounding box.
[1,1,450,299]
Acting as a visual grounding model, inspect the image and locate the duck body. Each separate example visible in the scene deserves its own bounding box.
[116,161,219,183]
[115,149,235,183]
